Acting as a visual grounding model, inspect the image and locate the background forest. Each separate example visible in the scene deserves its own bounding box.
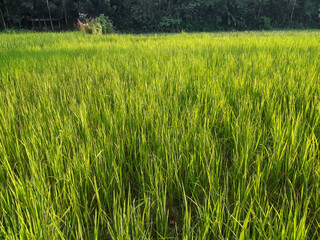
[0,0,320,32]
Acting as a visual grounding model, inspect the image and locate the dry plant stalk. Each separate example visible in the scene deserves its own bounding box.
[77,19,87,33]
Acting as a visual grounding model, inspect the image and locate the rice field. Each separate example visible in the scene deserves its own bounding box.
[0,30,320,239]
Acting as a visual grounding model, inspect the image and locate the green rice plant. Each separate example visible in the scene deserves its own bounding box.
[0,30,319,239]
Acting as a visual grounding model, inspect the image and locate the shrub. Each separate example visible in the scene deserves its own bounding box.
[79,14,113,35]
[86,21,102,35]
[93,14,113,34]
[258,16,272,30]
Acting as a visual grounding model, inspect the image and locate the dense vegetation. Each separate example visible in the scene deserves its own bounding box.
[0,31,320,239]
[0,0,320,32]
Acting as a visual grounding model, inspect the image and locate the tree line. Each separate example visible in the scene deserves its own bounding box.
[1,0,319,32]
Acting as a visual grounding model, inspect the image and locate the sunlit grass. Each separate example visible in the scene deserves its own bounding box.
[0,30,320,239]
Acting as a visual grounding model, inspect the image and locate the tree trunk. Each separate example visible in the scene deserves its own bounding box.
[290,0,296,23]
[257,2,262,19]
[46,0,54,31]
[0,8,6,28]
[64,10,68,27]
[3,0,11,27]
[63,0,68,27]
[166,0,171,14]
[42,13,47,27]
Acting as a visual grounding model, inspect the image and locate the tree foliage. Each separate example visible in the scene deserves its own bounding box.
[0,0,319,32]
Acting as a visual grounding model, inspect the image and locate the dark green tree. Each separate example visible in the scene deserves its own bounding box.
[0,0,319,31]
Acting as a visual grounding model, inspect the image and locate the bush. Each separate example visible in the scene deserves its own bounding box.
[86,21,102,34]
[79,14,113,35]
[93,14,113,34]
[258,17,272,30]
